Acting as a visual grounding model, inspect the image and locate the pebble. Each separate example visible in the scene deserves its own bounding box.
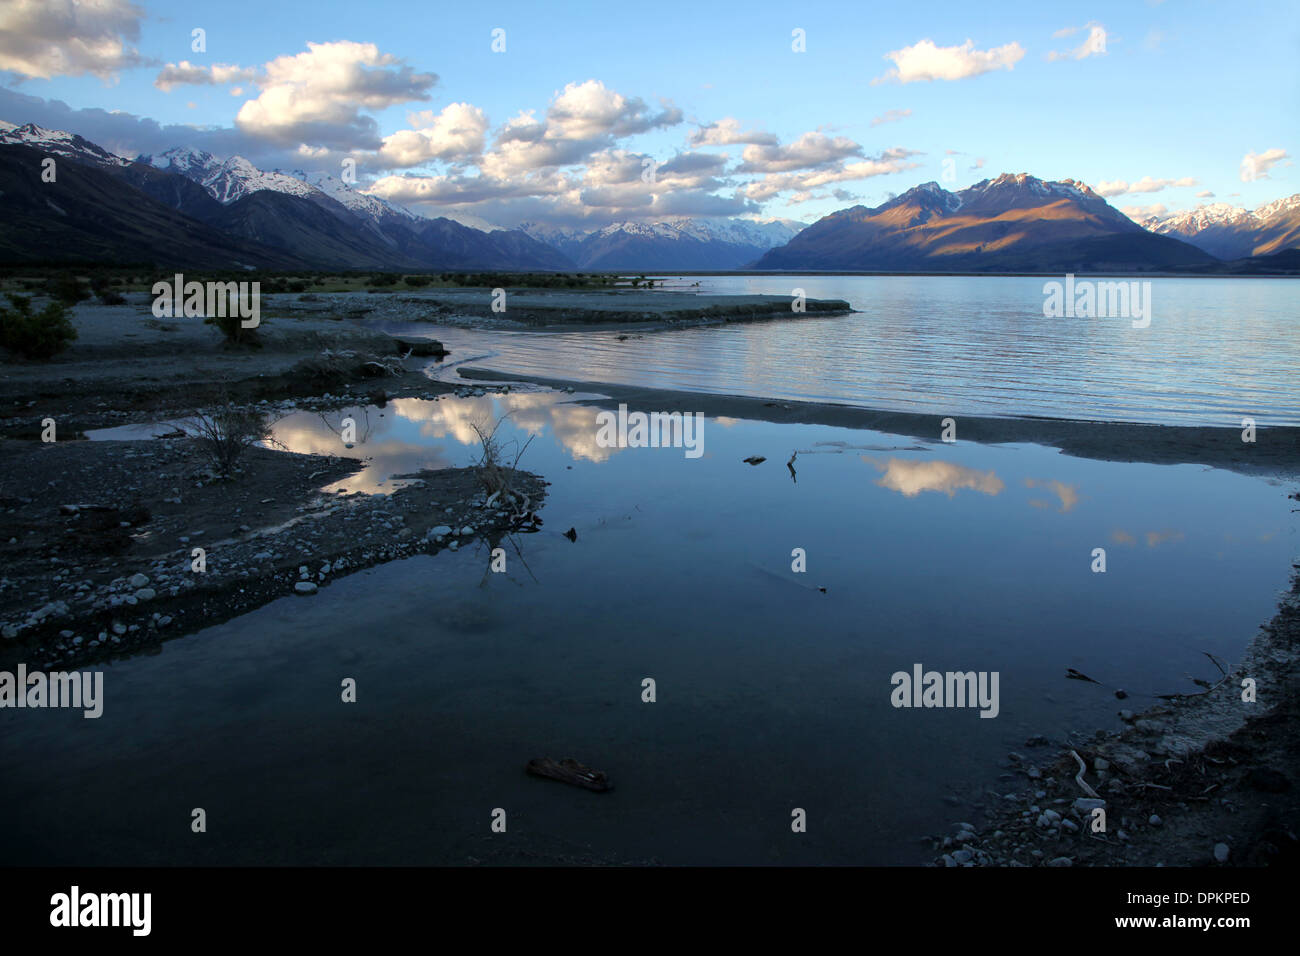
[1047,857,1073,867]
[294,582,318,595]
[129,573,149,588]
[135,588,155,600]
[952,849,972,864]
[1148,814,1162,827]
[1213,843,1229,863]
[1073,797,1106,812]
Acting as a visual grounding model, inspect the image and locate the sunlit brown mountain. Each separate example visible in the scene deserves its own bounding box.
[755,174,1217,272]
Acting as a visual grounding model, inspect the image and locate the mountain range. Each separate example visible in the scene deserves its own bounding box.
[1,121,1296,273]
[521,217,804,270]
[1141,197,1300,260]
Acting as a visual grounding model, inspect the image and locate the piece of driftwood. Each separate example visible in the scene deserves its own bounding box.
[526,757,613,792]
[1065,668,1101,684]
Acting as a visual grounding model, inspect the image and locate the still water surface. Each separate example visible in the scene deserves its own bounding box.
[4,392,1294,864]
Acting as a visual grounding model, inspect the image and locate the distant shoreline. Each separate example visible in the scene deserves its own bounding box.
[644,270,1300,280]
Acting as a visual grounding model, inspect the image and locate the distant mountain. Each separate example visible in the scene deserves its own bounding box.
[756,174,1214,272]
[521,216,805,270]
[1143,195,1300,260]
[136,145,572,270]
[0,142,304,268]
[415,220,576,271]
[0,121,574,271]
[0,122,131,168]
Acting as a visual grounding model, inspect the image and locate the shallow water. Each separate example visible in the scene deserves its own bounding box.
[398,275,1300,426]
[4,393,1295,864]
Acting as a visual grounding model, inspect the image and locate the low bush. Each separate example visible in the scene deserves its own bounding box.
[0,294,77,359]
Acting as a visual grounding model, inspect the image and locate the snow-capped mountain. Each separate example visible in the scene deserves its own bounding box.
[756,173,1211,271]
[1,121,573,270]
[140,148,321,205]
[520,216,805,270]
[287,169,421,227]
[0,122,131,168]
[1142,195,1300,259]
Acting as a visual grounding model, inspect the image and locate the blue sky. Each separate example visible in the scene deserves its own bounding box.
[1,0,1296,227]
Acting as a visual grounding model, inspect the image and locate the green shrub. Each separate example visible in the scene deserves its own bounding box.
[403,274,431,287]
[0,294,77,359]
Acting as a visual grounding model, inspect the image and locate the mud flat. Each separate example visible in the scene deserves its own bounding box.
[0,294,456,431]
[281,287,855,331]
[0,432,545,670]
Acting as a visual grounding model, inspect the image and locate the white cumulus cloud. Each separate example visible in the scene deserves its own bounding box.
[873,38,1025,84]
[0,0,147,81]
[234,41,437,150]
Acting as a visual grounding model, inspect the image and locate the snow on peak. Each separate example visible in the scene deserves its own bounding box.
[0,122,130,166]
[289,168,421,223]
[1254,193,1300,222]
[140,145,220,176]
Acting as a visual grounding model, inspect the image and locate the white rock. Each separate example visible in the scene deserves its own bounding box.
[294,582,318,595]
[1213,843,1229,863]
[129,573,149,588]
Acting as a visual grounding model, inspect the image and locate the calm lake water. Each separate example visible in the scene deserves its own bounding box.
[4,392,1295,864]
[410,275,1300,426]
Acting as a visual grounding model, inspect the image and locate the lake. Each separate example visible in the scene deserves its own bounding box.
[4,389,1294,864]
[406,275,1300,426]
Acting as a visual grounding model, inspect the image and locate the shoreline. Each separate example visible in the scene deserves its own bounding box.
[923,567,1300,867]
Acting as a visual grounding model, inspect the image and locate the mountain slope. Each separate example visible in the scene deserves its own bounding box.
[209,190,427,270]
[756,174,1213,272]
[0,143,304,268]
[0,122,130,168]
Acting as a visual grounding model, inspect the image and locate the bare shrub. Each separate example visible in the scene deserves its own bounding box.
[184,404,280,477]
[469,415,534,513]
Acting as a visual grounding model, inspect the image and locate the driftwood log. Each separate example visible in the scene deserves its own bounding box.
[526,757,613,793]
